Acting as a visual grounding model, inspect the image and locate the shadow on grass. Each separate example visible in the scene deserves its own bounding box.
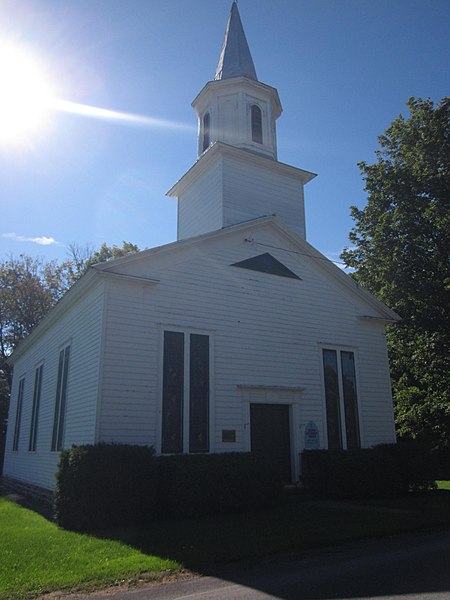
[3,486,450,600]
[91,491,450,599]
[96,490,450,571]
[0,484,54,522]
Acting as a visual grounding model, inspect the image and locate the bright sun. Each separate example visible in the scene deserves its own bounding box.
[0,42,55,145]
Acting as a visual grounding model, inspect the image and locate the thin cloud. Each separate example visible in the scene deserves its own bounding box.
[2,232,61,246]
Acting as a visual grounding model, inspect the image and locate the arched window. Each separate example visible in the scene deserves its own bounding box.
[202,112,210,152]
[251,104,263,144]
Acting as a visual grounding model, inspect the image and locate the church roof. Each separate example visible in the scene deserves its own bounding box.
[215,2,257,81]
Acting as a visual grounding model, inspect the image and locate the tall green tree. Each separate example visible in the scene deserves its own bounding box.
[342,97,450,449]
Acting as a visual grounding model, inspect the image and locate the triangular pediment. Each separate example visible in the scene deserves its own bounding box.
[231,252,301,280]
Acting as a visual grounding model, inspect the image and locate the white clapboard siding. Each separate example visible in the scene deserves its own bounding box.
[3,281,105,490]
[97,220,395,457]
[177,158,223,240]
[222,156,306,239]
[175,146,309,242]
[4,218,396,490]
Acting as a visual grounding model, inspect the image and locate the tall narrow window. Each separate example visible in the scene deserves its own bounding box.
[340,351,360,449]
[189,334,209,453]
[29,364,43,451]
[202,112,210,152]
[161,331,185,454]
[322,350,342,450]
[251,104,263,144]
[12,378,25,451]
[161,330,210,454]
[322,349,360,450]
[51,345,70,451]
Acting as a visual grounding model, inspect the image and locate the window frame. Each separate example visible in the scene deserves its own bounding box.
[51,344,71,452]
[250,104,263,144]
[202,112,211,152]
[12,377,25,452]
[159,326,213,455]
[321,346,361,450]
[29,363,43,452]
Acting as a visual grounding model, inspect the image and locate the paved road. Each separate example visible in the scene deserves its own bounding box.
[69,530,450,600]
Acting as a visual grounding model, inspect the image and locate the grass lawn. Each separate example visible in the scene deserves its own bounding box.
[1,485,450,599]
[0,497,179,599]
[437,480,450,490]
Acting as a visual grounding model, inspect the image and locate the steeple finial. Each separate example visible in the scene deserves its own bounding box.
[215,2,257,81]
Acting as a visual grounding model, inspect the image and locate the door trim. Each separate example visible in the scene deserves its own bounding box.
[239,385,303,482]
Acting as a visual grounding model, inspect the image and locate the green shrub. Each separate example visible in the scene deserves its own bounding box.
[54,444,157,531]
[55,446,282,531]
[158,453,282,519]
[377,441,437,492]
[301,442,436,499]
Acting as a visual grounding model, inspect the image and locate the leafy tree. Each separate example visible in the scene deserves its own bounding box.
[0,242,140,471]
[65,241,141,281]
[0,255,67,470]
[342,97,450,449]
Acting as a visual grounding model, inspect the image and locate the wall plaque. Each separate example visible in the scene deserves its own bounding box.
[304,421,320,449]
[222,430,236,443]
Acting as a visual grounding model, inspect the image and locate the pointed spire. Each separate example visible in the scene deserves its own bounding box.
[215,2,257,81]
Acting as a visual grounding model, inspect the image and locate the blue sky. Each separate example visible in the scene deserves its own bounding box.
[0,0,449,266]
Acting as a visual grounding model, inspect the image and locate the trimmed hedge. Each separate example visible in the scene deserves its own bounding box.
[54,444,157,531]
[432,446,450,479]
[301,442,437,499]
[55,445,282,531]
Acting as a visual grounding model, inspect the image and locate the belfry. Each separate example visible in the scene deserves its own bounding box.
[168,1,316,242]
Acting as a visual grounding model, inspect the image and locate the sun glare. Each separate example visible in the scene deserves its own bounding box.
[0,40,194,148]
[0,42,56,145]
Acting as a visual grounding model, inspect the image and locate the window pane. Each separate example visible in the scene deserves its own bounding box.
[52,347,70,452]
[189,334,209,453]
[323,349,342,449]
[202,113,210,152]
[162,331,184,453]
[29,365,43,451]
[13,378,25,451]
[341,351,360,449]
[57,347,70,451]
[51,350,64,451]
[251,105,263,144]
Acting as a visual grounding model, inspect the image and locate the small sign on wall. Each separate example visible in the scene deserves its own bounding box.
[304,421,320,449]
[222,429,236,443]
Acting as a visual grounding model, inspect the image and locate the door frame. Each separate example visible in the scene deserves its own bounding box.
[239,385,304,483]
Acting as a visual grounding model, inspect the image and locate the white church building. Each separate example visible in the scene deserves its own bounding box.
[4,2,398,491]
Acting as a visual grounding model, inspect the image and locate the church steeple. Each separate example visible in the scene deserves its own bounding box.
[215,1,257,81]
[192,3,281,159]
[168,3,316,243]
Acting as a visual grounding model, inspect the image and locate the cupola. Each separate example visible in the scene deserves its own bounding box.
[192,2,282,160]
